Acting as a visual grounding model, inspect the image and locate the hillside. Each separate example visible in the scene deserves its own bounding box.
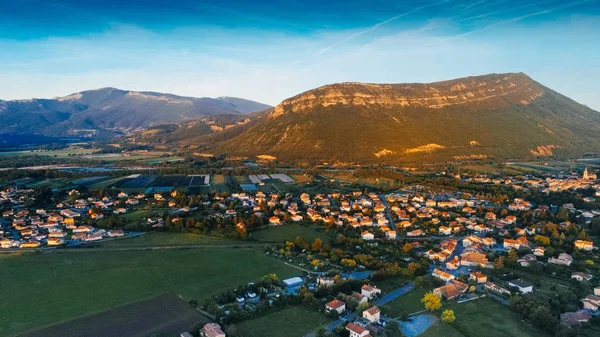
[0,88,271,137]
[176,73,600,164]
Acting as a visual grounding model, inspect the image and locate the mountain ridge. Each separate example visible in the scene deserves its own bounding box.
[0,88,272,137]
[167,72,600,164]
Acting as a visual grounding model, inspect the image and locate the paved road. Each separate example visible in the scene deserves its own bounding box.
[304,282,415,337]
[379,194,397,231]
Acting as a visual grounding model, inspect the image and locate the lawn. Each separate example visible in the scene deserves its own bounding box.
[251,223,335,243]
[439,298,549,337]
[381,287,427,317]
[420,320,464,337]
[0,248,299,336]
[236,306,328,337]
[101,232,242,247]
[376,276,414,292]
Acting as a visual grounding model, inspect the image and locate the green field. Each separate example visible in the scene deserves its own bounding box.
[0,248,299,336]
[421,320,465,337]
[426,298,549,337]
[236,306,328,337]
[101,232,243,247]
[251,223,335,243]
[381,287,427,317]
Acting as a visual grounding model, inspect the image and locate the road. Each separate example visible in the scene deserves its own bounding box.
[303,282,415,337]
[379,194,397,231]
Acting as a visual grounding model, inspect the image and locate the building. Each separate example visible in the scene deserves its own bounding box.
[317,276,335,288]
[282,277,303,288]
[346,322,371,337]
[485,281,511,295]
[432,268,455,282]
[469,272,488,284]
[361,231,374,240]
[325,299,346,314]
[361,285,382,299]
[571,272,593,282]
[362,306,380,323]
[582,295,600,312]
[561,310,592,326]
[548,253,573,266]
[574,240,596,251]
[199,323,225,337]
[508,279,533,293]
[433,284,460,300]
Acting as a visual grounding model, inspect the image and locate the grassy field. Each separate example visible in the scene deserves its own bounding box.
[101,232,242,247]
[436,298,549,337]
[0,248,299,336]
[375,276,414,292]
[0,148,101,158]
[420,320,465,337]
[251,223,335,243]
[381,287,427,317]
[236,306,327,337]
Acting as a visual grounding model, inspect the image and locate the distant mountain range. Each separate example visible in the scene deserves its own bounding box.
[154,72,600,164]
[0,88,271,137]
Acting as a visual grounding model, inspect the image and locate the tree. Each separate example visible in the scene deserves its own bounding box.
[441,309,456,323]
[312,237,323,252]
[357,302,371,313]
[507,249,518,266]
[403,242,413,254]
[383,320,403,337]
[422,292,442,312]
[316,325,327,337]
[494,256,505,269]
[414,276,424,288]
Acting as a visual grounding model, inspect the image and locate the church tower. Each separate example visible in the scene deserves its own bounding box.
[583,167,590,180]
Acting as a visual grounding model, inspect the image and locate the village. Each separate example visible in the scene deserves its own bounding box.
[1,167,600,337]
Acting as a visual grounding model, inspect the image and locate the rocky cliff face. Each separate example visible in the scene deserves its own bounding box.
[270,73,543,118]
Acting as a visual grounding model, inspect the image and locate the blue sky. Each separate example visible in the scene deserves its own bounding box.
[1,0,599,109]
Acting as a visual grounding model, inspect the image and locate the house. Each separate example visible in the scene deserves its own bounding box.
[533,246,545,257]
[199,323,225,337]
[346,322,371,337]
[595,286,600,296]
[574,240,596,251]
[361,285,382,299]
[47,238,64,246]
[352,292,368,304]
[434,284,460,300]
[460,252,489,268]
[561,310,592,326]
[317,276,335,288]
[407,229,424,237]
[485,281,511,295]
[432,268,455,282]
[446,256,460,270]
[384,229,397,240]
[508,279,533,293]
[107,229,125,238]
[181,332,193,337]
[571,272,593,282]
[60,209,81,218]
[470,272,488,284]
[291,214,303,222]
[325,299,346,314]
[439,226,451,235]
[361,231,374,241]
[548,253,573,266]
[363,306,381,323]
[268,216,281,225]
[582,295,600,312]
[20,241,40,248]
[517,254,537,267]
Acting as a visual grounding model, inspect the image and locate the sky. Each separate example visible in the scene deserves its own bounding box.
[0,0,599,109]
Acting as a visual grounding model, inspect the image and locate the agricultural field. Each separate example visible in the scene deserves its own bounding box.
[236,306,328,337]
[0,148,101,158]
[100,232,242,248]
[22,294,208,337]
[0,248,299,336]
[251,223,336,243]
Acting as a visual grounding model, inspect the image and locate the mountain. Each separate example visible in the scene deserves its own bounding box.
[175,73,600,164]
[0,88,271,137]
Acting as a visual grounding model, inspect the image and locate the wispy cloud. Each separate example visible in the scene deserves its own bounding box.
[291,0,451,65]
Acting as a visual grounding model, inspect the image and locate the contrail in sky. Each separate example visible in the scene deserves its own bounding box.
[457,0,598,37]
[292,0,451,65]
